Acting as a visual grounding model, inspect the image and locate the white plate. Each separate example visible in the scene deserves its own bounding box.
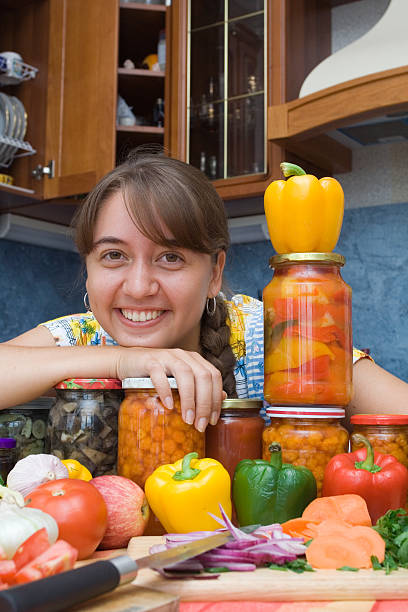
[11,96,27,141]
[2,94,17,164]
[0,92,10,164]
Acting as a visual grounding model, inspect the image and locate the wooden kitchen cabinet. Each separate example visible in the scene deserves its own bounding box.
[167,0,349,201]
[0,0,169,223]
[0,0,118,206]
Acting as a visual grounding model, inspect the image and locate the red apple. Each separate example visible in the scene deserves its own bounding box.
[90,475,149,549]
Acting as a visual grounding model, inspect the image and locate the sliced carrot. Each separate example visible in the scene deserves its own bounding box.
[281,518,320,540]
[302,494,372,527]
[313,518,353,537]
[346,526,385,563]
[306,534,372,569]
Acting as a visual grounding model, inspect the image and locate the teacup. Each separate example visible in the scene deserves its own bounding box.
[0,52,23,78]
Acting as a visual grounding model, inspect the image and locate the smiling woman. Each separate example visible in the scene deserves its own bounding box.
[0,149,242,432]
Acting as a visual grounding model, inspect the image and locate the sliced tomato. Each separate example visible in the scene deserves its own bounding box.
[14,540,78,585]
[0,560,16,584]
[13,528,50,571]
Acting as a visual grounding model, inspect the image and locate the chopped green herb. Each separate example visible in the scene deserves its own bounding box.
[0,475,4,486]
[268,558,314,573]
[373,508,408,573]
[337,566,359,572]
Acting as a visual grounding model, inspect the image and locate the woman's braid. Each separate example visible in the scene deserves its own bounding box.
[200,296,237,398]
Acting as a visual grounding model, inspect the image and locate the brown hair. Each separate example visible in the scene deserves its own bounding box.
[74,148,237,397]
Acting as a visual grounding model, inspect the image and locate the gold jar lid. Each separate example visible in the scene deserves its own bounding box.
[221,398,263,410]
[269,252,345,268]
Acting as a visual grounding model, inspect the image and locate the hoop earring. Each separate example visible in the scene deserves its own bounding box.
[206,296,216,317]
[83,292,91,312]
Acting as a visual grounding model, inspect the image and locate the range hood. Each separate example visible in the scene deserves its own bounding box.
[300,0,405,98]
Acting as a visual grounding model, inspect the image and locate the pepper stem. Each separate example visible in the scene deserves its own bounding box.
[172,452,201,481]
[268,442,282,470]
[280,162,306,178]
[352,434,382,473]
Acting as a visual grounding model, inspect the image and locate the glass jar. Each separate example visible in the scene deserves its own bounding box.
[48,378,122,476]
[118,378,205,487]
[205,399,264,480]
[350,414,408,467]
[118,377,205,535]
[262,406,349,495]
[0,438,17,482]
[263,253,352,406]
[0,397,53,460]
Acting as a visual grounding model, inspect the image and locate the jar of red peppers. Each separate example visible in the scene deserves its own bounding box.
[262,406,349,495]
[263,253,352,406]
[205,399,264,480]
[351,414,408,468]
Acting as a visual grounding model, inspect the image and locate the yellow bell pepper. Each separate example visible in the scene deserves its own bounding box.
[264,336,334,374]
[145,452,232,533]
[264,162,344,253]
[61,459,92,481]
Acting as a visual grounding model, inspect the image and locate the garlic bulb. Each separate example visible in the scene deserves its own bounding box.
[7,454,69,498]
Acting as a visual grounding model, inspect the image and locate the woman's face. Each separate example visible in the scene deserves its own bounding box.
[85,192,225,350]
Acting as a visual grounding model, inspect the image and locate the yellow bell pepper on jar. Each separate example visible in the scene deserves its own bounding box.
[264,162,344,253]
[145,452,232,533]
[61,459,92,481]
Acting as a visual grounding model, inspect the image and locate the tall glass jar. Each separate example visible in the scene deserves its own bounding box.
[48,378,122,476]
[205,399,264,480]
[351,414,408,468]
[262,406,349,495]
[263,253,352,406]
[118,377,205,535]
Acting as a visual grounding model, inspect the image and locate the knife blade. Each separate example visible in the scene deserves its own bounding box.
[0,530,237,612]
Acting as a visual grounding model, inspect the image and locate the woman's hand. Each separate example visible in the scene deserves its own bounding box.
[116,347,225,431]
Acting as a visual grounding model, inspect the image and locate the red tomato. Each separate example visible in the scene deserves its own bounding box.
[25,479,107,560]
[13,528,50,571]
[14,540,78,584]
[0,560,16,584]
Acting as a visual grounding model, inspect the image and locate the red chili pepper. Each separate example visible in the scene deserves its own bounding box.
[322,434,408,524]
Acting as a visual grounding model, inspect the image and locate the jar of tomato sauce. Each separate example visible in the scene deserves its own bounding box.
[205,399,264,480]
[351,414,408,468]
[262,406,349,495]
[263,253,352,406]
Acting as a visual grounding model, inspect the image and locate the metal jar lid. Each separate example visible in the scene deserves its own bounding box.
[122,377,178,389]
[266,406,345,419]
[221,398,263,411]
[55,378,122,390]
[269,253,345,268]
[351,414,408,426]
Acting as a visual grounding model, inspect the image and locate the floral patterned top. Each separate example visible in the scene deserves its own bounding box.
[40,295,369,403]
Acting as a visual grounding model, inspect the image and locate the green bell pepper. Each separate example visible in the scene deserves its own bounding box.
[232,442,317,526]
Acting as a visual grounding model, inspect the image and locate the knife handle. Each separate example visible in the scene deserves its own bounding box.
[0,560,121,612]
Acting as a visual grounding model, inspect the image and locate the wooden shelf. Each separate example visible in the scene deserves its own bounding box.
[119,2,165,12]
[267,66,408,174]
[116,125,164,134]
[118,68,164,78]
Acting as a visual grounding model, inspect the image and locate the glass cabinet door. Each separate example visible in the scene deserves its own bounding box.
[187,1,266,180]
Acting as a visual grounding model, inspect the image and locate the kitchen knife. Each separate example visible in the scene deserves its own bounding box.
[0,530,242,612]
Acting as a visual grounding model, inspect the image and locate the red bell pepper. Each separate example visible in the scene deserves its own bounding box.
[283,324,346,349]
[322,434,408,524]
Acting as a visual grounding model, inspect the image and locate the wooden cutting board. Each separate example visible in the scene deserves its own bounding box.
[127,536,408,602]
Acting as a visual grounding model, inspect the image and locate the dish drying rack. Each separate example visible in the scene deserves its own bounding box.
[0,136,36,168]
[0,54,38,168]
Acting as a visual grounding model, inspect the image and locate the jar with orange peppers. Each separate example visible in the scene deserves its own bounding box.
[262,406,349,495]
[351,414,408,468]
[263,253,352,406]
[118,377,205,534]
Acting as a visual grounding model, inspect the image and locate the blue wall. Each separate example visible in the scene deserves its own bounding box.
[225,202,408,381]
[0,201,407,381]
[0,241,84,341]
